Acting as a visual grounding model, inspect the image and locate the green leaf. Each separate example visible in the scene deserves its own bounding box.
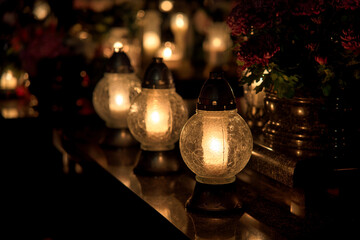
[322,84,331,96]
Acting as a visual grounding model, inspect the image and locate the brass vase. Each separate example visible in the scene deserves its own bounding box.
[262,91,326,158]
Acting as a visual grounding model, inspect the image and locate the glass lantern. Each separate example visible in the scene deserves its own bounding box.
[0,64,38,119]
[93,46,141,146]
[127,58,188,151]
[180,72,252,185]
[179,72,253,212]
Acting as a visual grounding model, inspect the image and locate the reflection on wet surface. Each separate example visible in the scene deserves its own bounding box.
[59,128,359,239]
[86,143,296,239]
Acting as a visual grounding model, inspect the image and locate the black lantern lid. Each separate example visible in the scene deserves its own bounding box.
[106,49,134,73]
[197,72,237,111]
[142,58,175,89]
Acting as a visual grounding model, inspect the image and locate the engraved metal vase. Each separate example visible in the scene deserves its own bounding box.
[262,91,326,158]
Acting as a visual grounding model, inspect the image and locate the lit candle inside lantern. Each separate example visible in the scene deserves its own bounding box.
[203,22,232,67]
[202,117,229,172]
[143,32,161,53]
[1,108,19,119]
[180,72,253,186]
[33,0,50,20]
[159,0,174,12]
[156,42,182,69]
[108,77,131,119]
[171,13,189,33]
[180,72,253,213]
[1,70,17,90]
[145,98,171,135]
[142,10,162,57]
[113,41,123,52]
[211,37,225,51]
[162,45,173,60]
[170,13,188,57]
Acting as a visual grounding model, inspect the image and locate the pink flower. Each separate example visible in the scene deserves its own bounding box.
[291,0,325,16]
[341,29,360,52]
[333,0,360,10]
[315,56,327,65]
[306,43,317,51]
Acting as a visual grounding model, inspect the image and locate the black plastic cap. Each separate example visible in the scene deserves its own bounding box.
[106,50,134,73]
[197,72,237,111]
[142,58,175,89]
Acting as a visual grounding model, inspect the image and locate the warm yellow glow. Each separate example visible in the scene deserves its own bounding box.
[33,1,50,20]
[156,42,182,63]
[171,13,189,32]
[151,111,161,123]
[204,22,231,53]
[136,10,145,19]
[212,37,222,48]
[159,0,173,12]
[176,15,185,28]
[1,108,19,119]
[108,80,130,117]
[78,31,89,40]
[270,103,275,111]
[145,99,170,135]
[209,36,226,51]
[110,91,129,114]
[1,70,17,90]
[103,47,112,58]
[202,123,229,170]
[115,94,124,106]
[297,108,304,116]
[143,31,161,52]
[209,137,222,153]
[113,41,123,52]
[163,46,173,59]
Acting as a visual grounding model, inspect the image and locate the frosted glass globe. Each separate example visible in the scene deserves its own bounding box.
[180,109,253,185]
[93,73,141,128]
[127,88,188,151]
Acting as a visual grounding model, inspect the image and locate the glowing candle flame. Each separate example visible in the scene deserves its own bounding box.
[159,0,173,12]
[0,70,17,90]
[145,99,170,135]
[202,120,229,171]
[143,32,161,52]
[113,41,123,53]
[163,46,173,59]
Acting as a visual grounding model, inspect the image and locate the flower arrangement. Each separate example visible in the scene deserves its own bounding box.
[227,0,360,98]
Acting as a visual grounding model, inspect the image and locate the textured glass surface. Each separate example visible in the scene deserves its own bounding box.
[93,73,141,128]
[180,109,253,184]
[127,88,188,151]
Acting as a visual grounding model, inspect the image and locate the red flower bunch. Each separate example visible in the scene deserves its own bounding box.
[291,0,325,16]
[227,0,277,36]
[334,0,360,10]
[235,34,280,71]
[228,0,360,98]
[341,28,360,52]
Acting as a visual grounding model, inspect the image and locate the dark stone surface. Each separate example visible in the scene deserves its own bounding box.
[2,117,189,239]
[66,122,359,239]
[4,116,359,239]
[248,139,297,187]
